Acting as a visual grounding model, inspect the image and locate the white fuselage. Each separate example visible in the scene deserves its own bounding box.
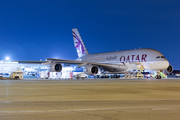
[78,48,169,73]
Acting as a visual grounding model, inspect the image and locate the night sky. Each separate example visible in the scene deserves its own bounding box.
[0,0,179,69]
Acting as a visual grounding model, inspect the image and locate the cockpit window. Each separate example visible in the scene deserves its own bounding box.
[156,56,165,59]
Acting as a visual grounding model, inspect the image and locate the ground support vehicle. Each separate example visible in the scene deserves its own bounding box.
[135,71,144,78]
[10,71,24,80]
[74,73,87,80]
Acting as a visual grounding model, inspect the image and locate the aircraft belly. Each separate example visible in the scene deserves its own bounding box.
[103,65,128,72]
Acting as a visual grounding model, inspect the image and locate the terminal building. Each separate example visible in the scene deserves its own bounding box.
[0,60,84,79]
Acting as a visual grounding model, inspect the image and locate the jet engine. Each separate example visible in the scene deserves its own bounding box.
[166,65,173,73]
[164,65,173,74]
[83,65,99,75]
[49,63,62,72]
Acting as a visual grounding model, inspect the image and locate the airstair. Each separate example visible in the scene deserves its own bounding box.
[124,65,144,79]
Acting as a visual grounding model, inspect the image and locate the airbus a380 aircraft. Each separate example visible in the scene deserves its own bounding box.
[47,29,173,76]
[18,28,173,79]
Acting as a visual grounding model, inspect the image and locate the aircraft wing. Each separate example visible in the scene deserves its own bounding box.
[15,58,128,72]
[13,60,50,64]
[47,58,126,67]
[14,59,125,67]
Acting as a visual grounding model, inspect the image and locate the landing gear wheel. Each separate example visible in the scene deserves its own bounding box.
[156,75,161,79]
[155,75,158,79]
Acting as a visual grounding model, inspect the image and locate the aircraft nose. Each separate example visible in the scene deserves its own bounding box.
[161,60,169,70]
[148,60,169,70]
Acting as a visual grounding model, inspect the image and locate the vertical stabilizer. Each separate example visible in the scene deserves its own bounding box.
[72,28,89,58]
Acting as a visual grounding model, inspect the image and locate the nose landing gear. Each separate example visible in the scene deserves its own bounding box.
[156,71,162,79]
[155,74,161,79]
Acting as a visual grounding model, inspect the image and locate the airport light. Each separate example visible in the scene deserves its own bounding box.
[5,57,10,61]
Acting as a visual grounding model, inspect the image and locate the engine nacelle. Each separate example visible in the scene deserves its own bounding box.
[164,65,173,74]
[83,65,99,75]
[49,63,62,72]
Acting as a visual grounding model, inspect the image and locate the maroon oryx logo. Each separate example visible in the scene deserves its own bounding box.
[72,31,85,55]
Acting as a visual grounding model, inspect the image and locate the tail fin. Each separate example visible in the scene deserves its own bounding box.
[72,28,89,58]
